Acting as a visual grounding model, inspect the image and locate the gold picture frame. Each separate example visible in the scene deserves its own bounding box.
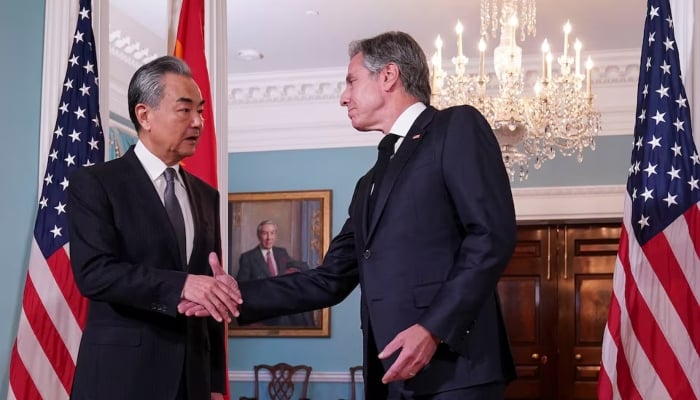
[227,190,332,337]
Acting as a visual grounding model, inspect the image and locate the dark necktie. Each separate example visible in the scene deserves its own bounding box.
[369,133,400,218]
[164,168,187,266]
[266,250,277,276]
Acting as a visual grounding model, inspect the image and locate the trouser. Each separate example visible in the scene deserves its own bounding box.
[365,322,505,399]
[391,382,506,399]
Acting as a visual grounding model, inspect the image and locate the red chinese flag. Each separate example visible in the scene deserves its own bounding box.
[174,0,218,188]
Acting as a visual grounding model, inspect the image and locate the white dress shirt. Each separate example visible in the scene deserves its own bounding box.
[387,102,427,152]
[134,141,194,262]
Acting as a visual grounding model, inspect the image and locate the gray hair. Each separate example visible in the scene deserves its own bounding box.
[257,220,278,236]
[348,31,431,105]
[127,56,192,132]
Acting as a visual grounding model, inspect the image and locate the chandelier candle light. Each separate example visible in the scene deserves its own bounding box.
[431,0,601,180]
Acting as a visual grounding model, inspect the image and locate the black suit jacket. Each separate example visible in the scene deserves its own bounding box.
[67,147,225,400]
[238,105,517,396]
[237,246,314,326]
[238,246,306,280]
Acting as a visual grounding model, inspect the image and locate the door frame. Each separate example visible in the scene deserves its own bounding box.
[513,185,623,222]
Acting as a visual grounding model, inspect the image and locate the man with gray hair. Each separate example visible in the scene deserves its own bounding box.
[68,55,240,400]
[232,31,518,399]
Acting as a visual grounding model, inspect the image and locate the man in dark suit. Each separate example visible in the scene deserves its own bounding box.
[187,31,517,399]
[236,220,315,327]
[67,56,241,400]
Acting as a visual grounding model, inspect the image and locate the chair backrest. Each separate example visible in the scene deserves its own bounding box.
[349,365,363,400]
[253,363,312,400]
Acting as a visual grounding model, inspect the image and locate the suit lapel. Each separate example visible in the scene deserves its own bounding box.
[357,174,373,240]
[273,247,284,274]
[123,149,185,268]
[366,107,438,243]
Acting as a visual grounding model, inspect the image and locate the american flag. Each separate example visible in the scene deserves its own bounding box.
[8,0,104,398]
[598,0,700,398]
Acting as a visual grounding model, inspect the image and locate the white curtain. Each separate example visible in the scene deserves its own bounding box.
[669,0,697,145]
[167,0,183,53]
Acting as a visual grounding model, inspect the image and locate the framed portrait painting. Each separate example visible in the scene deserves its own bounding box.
[227,190,332,337]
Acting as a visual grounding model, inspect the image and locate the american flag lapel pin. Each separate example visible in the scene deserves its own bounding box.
[412,133,422,140]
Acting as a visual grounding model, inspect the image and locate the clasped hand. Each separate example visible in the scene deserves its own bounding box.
[177,252,243,322]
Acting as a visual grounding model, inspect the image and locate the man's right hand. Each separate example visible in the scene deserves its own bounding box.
[178,252,242,321]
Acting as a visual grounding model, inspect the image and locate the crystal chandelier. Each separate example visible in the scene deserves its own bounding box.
[430,0,601,180]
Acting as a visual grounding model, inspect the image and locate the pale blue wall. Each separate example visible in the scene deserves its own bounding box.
[510,136,631,188]
[227,148,372,398]
[0,1,45,398]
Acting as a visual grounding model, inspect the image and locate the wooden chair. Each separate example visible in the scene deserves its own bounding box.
[240,362,312,400]
[338,365,363,400]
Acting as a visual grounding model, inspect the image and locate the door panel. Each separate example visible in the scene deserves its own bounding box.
[560,224,620,400]
[499,226,557,400]
[500,223,620,400]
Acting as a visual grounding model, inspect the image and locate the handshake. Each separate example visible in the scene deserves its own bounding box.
[177,252,243,323]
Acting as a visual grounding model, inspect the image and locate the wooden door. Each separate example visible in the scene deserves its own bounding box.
[498,225,558,400]
[557,224,620,400]
[499,222,620,400]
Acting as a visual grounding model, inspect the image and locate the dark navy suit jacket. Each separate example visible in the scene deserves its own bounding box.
[67,147,225,400]
[238,105,517,396]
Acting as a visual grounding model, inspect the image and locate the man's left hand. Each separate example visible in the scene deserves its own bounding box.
[378,323,439,383]
[211,392,224,400]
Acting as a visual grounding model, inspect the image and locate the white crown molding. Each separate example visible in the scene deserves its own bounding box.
[230,68,348,104]
[228,49,640,153]
[513,184,625,221]
[228,49,640,105]
[107,6,163,69]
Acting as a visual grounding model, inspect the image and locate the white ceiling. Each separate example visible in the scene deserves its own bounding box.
[113,0,646,75]
[226,0,645,74]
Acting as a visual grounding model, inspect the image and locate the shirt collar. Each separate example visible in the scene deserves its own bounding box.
[389,102,427,137]
[134,140,181,182]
